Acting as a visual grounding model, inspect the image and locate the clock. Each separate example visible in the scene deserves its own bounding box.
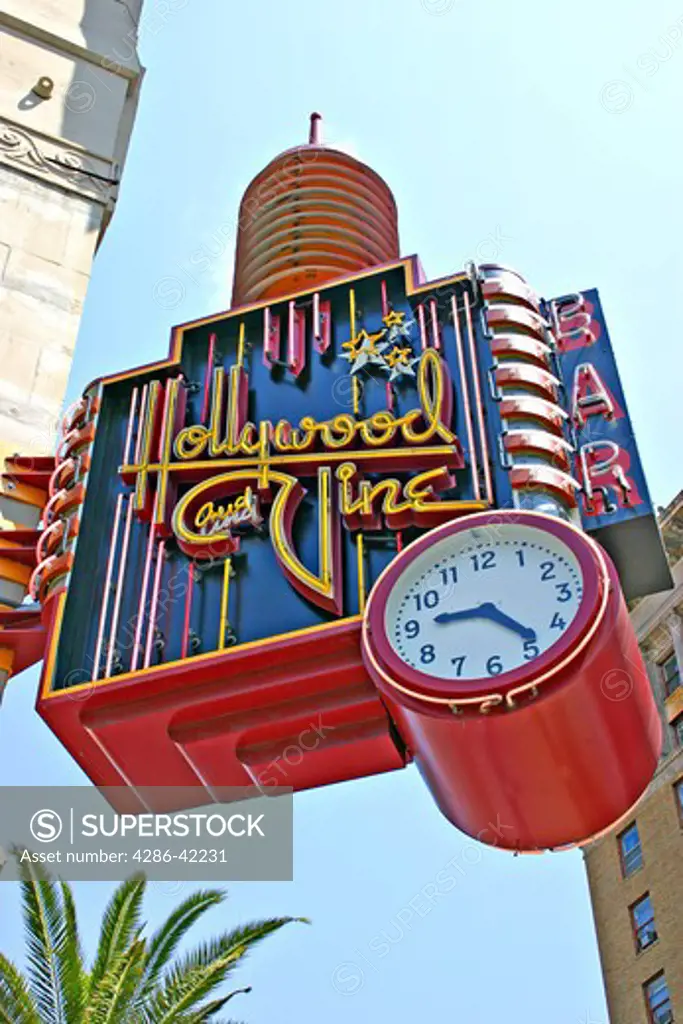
[361,509,661,852]
[363,509,603,706]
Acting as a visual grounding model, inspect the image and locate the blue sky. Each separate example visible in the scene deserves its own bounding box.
[2,0,682,1020]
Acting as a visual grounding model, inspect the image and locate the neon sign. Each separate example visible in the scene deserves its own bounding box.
[28,258,670,845]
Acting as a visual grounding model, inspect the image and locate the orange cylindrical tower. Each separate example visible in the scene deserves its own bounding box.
[231,114,400,307]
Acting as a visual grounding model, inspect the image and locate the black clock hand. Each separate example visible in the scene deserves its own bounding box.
[433,607,482,625]
[476,603,537,642]
[435,602,537,642]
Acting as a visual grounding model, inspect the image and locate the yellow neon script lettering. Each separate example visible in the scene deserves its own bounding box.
[336,463,464,521]
[172,350,456,462]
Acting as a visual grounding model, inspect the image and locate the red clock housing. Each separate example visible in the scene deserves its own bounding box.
[362,511,662,852]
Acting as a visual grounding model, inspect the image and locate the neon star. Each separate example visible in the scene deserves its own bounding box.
[385,345,420,381]
[382,310,405,329]
[342,330,389,374]
[385,315,414,345]
[385,345,413,369]
[341,331,367,363]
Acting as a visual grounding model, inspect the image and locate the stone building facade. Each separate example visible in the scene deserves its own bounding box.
[0,0,144,466]
[0,1,144,690]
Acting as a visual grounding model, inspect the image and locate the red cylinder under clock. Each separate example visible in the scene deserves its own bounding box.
[362,511,662,852]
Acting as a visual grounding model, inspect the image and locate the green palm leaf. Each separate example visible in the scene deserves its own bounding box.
[173,985,252,1022]
[3,852,306,1024]
[56,881,87,1022]
[14,850,65,1024]
[0,954,40,1024]
[147,918,308,1023]
[88,874,146,996]
[135,888,225,1004]
[84,939,147,1024]
[144,951,249,1024]
[170,917,310,978]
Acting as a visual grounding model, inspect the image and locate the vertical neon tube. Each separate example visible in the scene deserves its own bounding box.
[122,387,138,466]
[133,384,149,464]
[417,304,428,351]
[218,557,232,650]
[313,292,320,343]
[451,295,481,502]
[380,279,389,318]
[356,534,366,614]
[237,322,246,369]
[353,376,361,416]
[143,541,166,669]
[180,561,194,659]
[92,494,123,681]
[130,523,156,672]
[429,299,441,351]
[287,302,295,370]
[104,495,134,678]
[463,292,494,505]
[201,333,216,423]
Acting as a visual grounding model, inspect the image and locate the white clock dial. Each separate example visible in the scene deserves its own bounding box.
[384,523,584,681]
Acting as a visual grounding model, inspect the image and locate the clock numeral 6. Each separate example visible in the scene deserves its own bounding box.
[486,655,503,676]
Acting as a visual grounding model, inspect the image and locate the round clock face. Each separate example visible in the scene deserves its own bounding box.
[384,522,585,681]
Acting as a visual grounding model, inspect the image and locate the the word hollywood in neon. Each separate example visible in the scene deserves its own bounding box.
[122,346,485,615]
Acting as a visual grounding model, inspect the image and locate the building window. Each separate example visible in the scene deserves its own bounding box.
[631,894,657,952]
[674,716,683,748]
[619,822,643,877]
[661,653,681,698]
[675,779,683,824]
[644,973,674,1023]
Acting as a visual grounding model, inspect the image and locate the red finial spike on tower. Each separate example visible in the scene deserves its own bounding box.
[309,112,322,145]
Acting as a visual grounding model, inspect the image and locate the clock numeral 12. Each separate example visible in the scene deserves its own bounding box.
[471,551,496,572]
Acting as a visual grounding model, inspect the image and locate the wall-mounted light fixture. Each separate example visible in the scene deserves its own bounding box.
[31,77,54,100]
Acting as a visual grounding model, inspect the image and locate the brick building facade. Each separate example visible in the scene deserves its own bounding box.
[585,490,683,1024]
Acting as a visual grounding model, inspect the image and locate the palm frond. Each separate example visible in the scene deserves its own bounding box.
[83,939,147,1024]
[136,888,225,1002]
[172,987,252,1022]
[88,874,146,994]
[55,881,87,1022]
[143,952,247,1024]
[14,850,65,1024]
[0,954,40,1024]
[168,917,309,978]
[147,918,307,1023]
